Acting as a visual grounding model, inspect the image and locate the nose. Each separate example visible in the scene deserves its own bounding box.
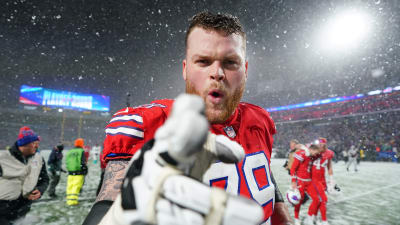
[210,61,225,81]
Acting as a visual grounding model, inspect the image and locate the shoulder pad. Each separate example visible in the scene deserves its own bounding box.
[238,102,276,134]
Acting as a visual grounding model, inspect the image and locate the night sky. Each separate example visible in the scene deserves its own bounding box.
[1,0,399,113]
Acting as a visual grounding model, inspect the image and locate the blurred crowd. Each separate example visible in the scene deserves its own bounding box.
[273,110,400,163]
[0,110,108,150]
[270,91,400,123]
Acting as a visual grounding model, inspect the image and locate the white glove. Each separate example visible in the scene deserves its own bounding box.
[99,94,262,225]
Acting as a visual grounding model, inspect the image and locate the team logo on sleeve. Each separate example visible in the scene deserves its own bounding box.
[223,126,236,138]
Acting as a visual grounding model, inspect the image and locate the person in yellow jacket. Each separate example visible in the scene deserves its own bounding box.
[65,138,87,205]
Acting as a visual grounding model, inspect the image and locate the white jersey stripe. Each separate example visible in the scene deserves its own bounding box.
[106,126,144,139]
[113,107,129,116]
[294,176,311,182]
[109,114,143,124]
[294,154,304,161]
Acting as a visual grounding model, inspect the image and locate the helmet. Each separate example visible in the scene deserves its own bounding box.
[286,189,301,206]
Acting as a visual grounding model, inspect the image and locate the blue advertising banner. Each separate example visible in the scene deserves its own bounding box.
[19,85,110,112]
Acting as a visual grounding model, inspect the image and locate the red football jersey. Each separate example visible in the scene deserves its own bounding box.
[103,99,277,224]
[290,149,313,182]
[311,149,334,181]
[103,99,174,161]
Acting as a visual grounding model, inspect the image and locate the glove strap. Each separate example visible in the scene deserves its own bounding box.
[146,166,182,224]
[205,188,228,225]
[203,132,217,154]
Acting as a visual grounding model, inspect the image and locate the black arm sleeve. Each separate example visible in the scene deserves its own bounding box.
[271,171,285,203]
[82,200,113,225]
[36,157,50,195]
[124,139,154,180]
[121,139,154,210]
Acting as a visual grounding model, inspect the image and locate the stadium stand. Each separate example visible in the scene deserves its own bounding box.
[0,107,109,150]
[271,91,400,162]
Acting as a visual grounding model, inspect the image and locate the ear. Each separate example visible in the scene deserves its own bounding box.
[182,59,187,81]
[244,60,248,80]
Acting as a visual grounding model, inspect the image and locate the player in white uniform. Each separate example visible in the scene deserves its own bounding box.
[347,145,358,172]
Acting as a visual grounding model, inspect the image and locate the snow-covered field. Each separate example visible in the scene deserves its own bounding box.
[271,158,400,225]
[30,150,101,225]
[29,152,400,225]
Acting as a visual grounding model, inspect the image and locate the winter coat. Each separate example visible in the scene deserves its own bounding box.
[48,146,63,172]
[0,143,49,221]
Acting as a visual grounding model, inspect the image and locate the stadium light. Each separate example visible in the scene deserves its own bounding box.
[317,9,372,53]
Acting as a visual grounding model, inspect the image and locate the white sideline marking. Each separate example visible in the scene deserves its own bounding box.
[329,182,400,205]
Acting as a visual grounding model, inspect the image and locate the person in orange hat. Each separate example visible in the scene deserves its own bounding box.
[65,138,88,206]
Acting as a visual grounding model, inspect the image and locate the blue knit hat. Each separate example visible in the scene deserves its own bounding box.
[17,126,39,146]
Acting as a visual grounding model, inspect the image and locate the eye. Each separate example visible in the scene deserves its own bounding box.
[196,59,210,66]
[223,59,239,69]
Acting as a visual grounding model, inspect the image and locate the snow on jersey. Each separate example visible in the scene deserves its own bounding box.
[103,100,277,224]
[290,149,313,182]
[312,149,334,181]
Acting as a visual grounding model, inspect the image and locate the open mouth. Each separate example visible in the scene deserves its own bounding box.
[209,90,224,98]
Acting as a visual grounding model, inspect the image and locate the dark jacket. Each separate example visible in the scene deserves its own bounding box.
[48,146,64,172]
[0,143,49,221]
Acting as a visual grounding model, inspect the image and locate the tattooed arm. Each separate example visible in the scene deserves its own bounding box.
[96,160,130,202]
[83,160,130,225]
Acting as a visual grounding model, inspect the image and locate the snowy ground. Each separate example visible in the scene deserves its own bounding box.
[271,158,400,225]
[29,152,400,225]
[30,150,101,225]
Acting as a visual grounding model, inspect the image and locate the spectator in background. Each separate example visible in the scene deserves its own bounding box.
[357,149,365,164]
[342,149,348,163]
[47,143,66,198]
[84,145,90,164]
[65,138,87,206]
[347,145,358,172]
[0,126,49,224]
[91,144,101,164]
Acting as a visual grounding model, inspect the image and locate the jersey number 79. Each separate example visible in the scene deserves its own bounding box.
[203,151,275,224]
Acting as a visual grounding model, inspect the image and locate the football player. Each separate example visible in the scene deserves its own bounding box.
[310,138,336,225]
[310,145,329,225]
[290,144,320,225]
[83,11,291,225]
[314,138,335,193]
[347,145,358,172]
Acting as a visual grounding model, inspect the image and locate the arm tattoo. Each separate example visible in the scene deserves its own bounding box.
[96,160,130,202]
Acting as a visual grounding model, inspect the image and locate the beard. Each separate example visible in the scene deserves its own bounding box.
[186,80,245,124]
